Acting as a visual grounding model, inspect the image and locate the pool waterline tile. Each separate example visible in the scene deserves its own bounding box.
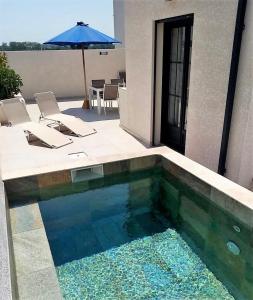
[38,170,71,188]
[210,187,253,228]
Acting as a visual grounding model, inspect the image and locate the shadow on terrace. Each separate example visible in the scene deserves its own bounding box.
[63,105,119,122]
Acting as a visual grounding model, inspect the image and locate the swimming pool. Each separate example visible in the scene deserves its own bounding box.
[6,155,253,299]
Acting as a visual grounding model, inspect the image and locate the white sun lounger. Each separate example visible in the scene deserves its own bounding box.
[0,98,73,149]
[34,91,97,137]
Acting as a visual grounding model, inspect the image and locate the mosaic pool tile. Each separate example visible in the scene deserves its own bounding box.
[57,229,234,300]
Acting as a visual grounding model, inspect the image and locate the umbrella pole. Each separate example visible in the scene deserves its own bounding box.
[81,45,89,109]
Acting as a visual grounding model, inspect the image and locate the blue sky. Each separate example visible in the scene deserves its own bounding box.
[0,0,114,43]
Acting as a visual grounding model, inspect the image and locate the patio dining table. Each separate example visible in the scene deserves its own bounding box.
[88,86,104,115]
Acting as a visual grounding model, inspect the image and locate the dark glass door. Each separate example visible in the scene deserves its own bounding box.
[161,16,193,154]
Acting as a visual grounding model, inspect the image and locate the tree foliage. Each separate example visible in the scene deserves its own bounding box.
[0,42,69,51]
[0,52,23,100]
[0,52,8,67]
[1,41,115,51]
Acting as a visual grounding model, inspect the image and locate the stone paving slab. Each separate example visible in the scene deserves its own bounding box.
[13,228,54,276]
[10,202,43,234]
[17,267,62,300]
[10,201,62,299]
[0,100,147,181]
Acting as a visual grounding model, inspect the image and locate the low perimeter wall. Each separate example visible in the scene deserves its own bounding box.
[6,49,125,100]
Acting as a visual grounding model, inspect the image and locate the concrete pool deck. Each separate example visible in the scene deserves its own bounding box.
[0,99,149,180]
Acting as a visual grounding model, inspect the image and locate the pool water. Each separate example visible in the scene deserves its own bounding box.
[56,230,232,299]
[38,167,252,299]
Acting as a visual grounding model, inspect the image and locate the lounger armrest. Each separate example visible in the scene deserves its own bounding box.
[39,115,61,125]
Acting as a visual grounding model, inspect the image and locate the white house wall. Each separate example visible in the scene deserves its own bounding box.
[113,0,125,47]
[226,0,253,190]
[124,0,238,172]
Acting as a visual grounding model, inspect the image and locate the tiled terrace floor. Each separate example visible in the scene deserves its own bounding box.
[0,99,154,180]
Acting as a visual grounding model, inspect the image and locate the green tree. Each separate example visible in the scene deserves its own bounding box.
[0,52,8,67]
[0,41,115,51]
[0,52,23,100]
[0,43,8,51]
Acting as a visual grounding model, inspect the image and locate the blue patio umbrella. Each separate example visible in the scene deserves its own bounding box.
[44,22,120,104]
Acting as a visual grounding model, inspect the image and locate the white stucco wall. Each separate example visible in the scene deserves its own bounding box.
[124,0,238,171]
[113,0,125,47]
[6,49,125,99]
[226,0,253,190]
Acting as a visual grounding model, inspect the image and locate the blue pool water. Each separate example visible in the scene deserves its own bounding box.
[56,229,233,299]
[37,168,252,299]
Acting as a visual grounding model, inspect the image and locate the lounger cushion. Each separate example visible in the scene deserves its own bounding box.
[49,113,96,137]
[35,91,96,137]
[1,98,72,148]
[34,92,61,116]
[17,122,72,148]
[0,98,30,125]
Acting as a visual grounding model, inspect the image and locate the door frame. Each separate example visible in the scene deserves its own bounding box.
[152,14,194,153]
